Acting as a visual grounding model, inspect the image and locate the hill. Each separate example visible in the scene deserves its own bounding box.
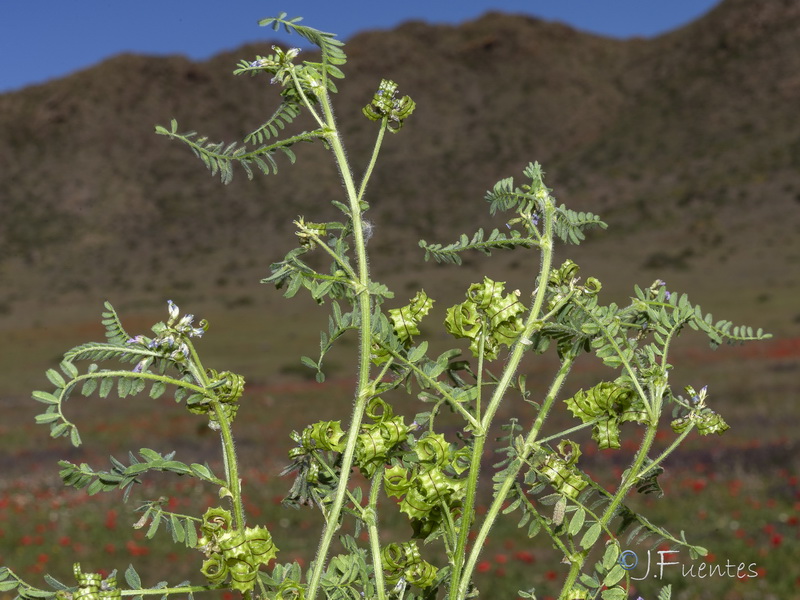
[1,0,798,394]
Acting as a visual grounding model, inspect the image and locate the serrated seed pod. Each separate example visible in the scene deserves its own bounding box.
[384,465,411,498]
[365,397,393,422]
[201,507,232,537]
[245,525,278,563]
[415,433,451,466]
[200,555,229,585]
[227,558,258,593]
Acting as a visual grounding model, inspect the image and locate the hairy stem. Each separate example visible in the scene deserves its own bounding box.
[557,387,663,599]
[214,400,246,530]
[367,472,387,600]
[458,354,576,599]
[305,87,375,600]
[450,196,557,600]
[357,118,388,203]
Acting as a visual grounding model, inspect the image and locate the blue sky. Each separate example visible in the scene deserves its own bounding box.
[1,0,722,93]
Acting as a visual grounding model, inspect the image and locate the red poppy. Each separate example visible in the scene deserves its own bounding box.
[515,550,535,564]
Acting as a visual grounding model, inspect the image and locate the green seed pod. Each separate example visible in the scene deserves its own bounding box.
[381,542,438,589]
[365,396,393,422]
[218,531,249,559]
[201,507,232,537]
[582,277,602,296]
[227,558,258,593]
[466,277,504,310]
[486,290,524,329]
[415,467,449,502]
[415,433,451,466]
[74,587,99,600]
[389,290,435,343]
[566,585,589,600]
[98,587,121,600]
[399,485,438,521]
[384,465,411,498]
[378,416,409,447]
[539,454,588,500]
[492,316,524,346]
[381,543,408,573]
[695,410,730,436]
[201,555,229,585]
[405,558,438,588]
[549,259,580,286]
[207,370,245,404]
[593,417,621,450]
[444,301,481,340]
[302,420,345,451]
[305,459,320,483]
[98,575,120,600]
[670,416,692,434]
[356,425,388,476]
[276,581,306,600]
[245,525,278,564]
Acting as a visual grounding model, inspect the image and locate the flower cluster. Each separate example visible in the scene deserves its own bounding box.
[671,385,729,436]
[246,46,301,86]
[128,300,207,366]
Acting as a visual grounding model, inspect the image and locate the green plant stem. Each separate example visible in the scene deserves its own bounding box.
[357,118,388,203]
[289,69,325,128]
[305,88,375,600]
[184,354,247,534]
[66,370,208,396]
[367,472,387,600]
[295,224,359,284]
[214,400,246,531]
[383,345,480,430]
[449,198,557,600]
[457,354,576,600]
[537,419,600,446]
[184,338,208,385]
[55,370,209,432]
[640,423,694,479]
[557,389,663,599]
[120,586,217,597]
[475,327,486,420]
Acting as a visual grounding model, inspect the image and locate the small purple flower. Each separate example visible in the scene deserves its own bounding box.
[655,279,671,300]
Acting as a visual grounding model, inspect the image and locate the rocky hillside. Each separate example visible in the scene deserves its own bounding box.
[1,0,798,336]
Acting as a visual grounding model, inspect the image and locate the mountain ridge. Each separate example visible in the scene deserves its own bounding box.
[1,0,798,339]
